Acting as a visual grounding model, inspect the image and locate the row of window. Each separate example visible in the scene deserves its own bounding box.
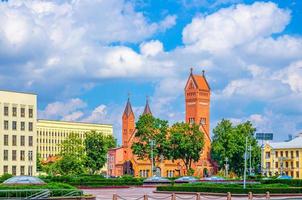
[139,170,149,178]
[188,117,206,125]
[38,138,63,144]
[265,150,300,159]
[39,146,61,152]
[264,171,299,178]
[266,161,300,169]
[38,131,85,138]
[3,135,33,146]
[3,165,33,176]
[3,121,33,131]
[3,150,33,161]
[3,106,33,118]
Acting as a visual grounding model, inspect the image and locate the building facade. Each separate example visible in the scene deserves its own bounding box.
[108,69,216,178]
[0,90,37,176]
[37,119,113,161]
[262,134,302,179]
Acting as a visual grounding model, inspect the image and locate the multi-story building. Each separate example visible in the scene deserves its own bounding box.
[0,90,37,176]
[36,119,113,160]
[262,134,302,179]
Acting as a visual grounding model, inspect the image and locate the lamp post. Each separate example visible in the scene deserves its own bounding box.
[243,136,248,189]
[225,157,229,177]
[150,139,155,177]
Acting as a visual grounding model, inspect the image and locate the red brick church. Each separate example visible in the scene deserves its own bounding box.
[108,68,216,177]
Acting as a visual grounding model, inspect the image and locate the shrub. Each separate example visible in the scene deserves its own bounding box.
[260,179,302,187]
[0,174,13,183]
[157,185,302,194]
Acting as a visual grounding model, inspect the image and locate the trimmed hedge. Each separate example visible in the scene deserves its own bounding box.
[0,182,81,197]
[260,179,302,187]
[40,175,144,187]
[157,185,302,194]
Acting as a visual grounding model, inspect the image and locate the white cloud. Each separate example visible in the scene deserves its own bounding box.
[140,40,164,57]
[38,98,87,119]
[62,111,84,121]
[182,2,290,52]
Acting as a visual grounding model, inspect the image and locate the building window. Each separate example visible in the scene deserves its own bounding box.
[20,166,25,175]
[281,151,283,157]
[12,150,17,161]
[12,166,17,176]
[29,108,33,118]
[275,151,279,158]
[291,151,294,158]
[12,135,17,146]
[266,162,271,169]
[296,151,299,157]
[21,122,25,131]
[3,166,8,174]
[28,151,33,161]
[21,107,25,117]
[4,106,8,116]
[4,135,8,146]
[12,121,17,130]
[21,136,25,146]
[28,136,33,146]
[296,161,299,168]
[20,150,25,161]
[286,162,289,168]
[12,107,17,117]
[297,171,300,178]
[285,151,288,157]
[189,117,195,124]
[275,162,278,168]
[28,166,33,176]
[4,120,8,130]
[200,117,206,125]
[4,150,8,161]
[28,122,33,131]
[265,152,270,159]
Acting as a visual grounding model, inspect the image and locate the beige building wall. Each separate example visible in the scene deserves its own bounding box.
[0,90,37,176]
[262,135,302,179]
[37,120,113,171]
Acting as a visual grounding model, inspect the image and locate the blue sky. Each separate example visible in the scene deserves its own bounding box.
[1,0,302,143]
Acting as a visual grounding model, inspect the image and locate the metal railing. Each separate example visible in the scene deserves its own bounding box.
[0,189,83,200]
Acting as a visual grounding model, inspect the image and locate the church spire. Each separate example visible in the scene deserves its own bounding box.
[123,96,134,117]
[143,96,152,115]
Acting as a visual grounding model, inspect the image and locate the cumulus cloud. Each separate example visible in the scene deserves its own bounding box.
[140,40,164,57]
[182,2,290,52]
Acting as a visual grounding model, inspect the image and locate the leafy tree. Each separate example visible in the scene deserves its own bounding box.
[36,153,43,172]
[169,122,204,174]
[211,119,261,176]
[57,133,86,175]
[84,131,116,174]
[132,114,170,169]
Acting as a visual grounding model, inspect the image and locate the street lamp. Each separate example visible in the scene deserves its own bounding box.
[150,139,155,177]
[225,157,229,177]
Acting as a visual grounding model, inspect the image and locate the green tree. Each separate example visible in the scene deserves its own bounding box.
[169,122,204,174]
[132,114,170,169]
[36,153,43,172]
[211,119,261,176]
[84,131,116,174]
[57,133,86,175]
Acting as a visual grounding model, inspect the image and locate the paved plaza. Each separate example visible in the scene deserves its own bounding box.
[82,187,302,200]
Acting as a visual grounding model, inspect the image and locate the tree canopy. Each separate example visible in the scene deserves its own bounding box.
[211,119,260,176]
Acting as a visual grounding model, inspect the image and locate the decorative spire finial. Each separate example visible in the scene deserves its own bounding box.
[190,67,193,74]
[202,70,205,76]
[127,92,131,100]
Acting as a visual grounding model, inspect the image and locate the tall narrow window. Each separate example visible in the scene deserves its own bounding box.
[21,122,25,131]
[12,121,17,130]
[12,135,17,146]
[28,108,33,118]
[12,166,16,176]
[12,107,17,117]
[21,107,25,117]
[3,166,8,174]
[4,135,8,146]
[4,120,9,130]
[28,136,33,147]
[28,151,33,161]
[3,150,8,161]
[20,166,25,175]
[28,122,33,131]
[4,106,8,116]
[20,136,25,146]
[12,150,17,161]
[20,150,25,161]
